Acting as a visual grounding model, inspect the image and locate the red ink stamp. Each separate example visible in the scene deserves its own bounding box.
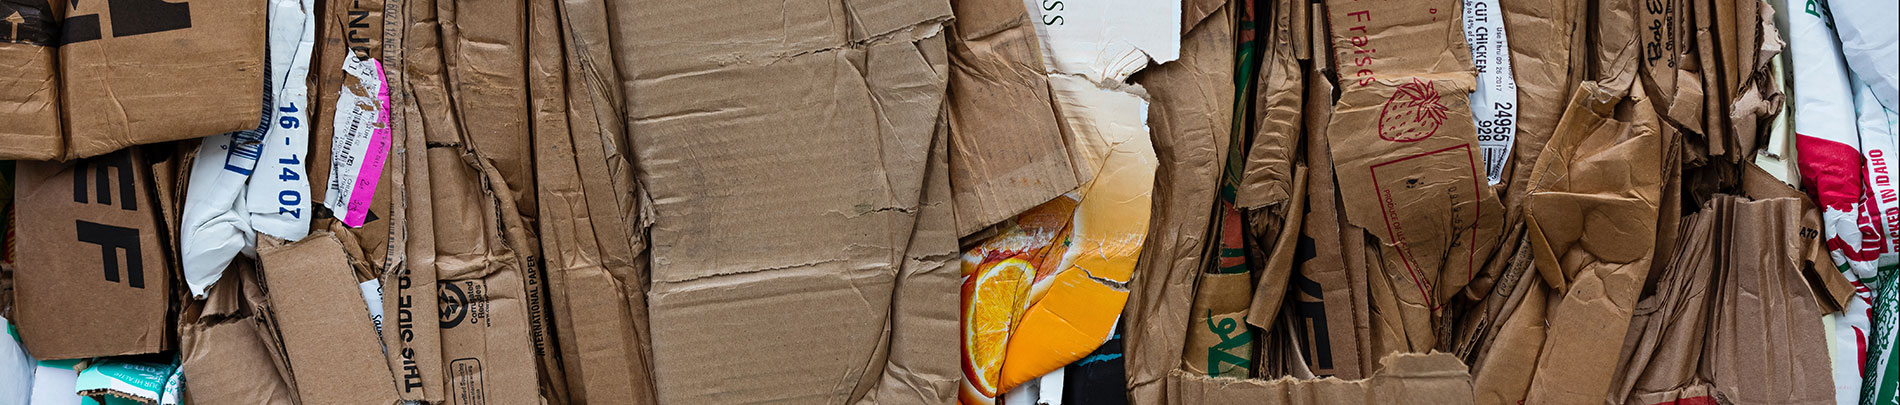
[1377,78,1450,142]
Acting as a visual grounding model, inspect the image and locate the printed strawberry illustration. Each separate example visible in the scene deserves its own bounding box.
[1378,78,1451,142]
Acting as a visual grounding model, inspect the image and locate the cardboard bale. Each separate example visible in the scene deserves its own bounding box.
[612,0,959,402]
[945,0,1085,235]
[1167,352,1474,404]
[0,0,62,160]
[12,149,174,360]
[256,233,399,405]
[1122,1,1235,403]
[58,0,268,159]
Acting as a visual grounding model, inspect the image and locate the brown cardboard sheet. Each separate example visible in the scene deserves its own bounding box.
[256,233,399,405]
[1519,81,1665,403]
[1610,195,1839,404]
[611,0,960,402]
[179,259,297,405]
[944,0,1084,235]
[530,0,655,401]
[0,0,61,160]
[1122,1,1235,403]
[1323,0,1505,353]
[393,0,544,401]
[59,0,267,159]
[13,149,174,360]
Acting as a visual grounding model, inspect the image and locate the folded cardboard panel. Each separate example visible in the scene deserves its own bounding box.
[178,260,297,405]
[615,0,958,402]
[1122,1,1235,403]
[13,149,173,360]
[944,0,1083,236]
[59,0,268,159]
[530,0,655,400]
[0,0,61,160]
[256,233,399,405]
[393,0,544,401]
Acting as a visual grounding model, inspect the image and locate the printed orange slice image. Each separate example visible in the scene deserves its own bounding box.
[961,256,1036,404]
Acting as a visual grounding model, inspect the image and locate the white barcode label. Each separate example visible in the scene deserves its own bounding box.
[1464,0,1517,185]
[323,53,392,227]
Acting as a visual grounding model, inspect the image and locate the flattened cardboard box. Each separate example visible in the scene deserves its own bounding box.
[531,0,655,401]
[614,0,960,402]
[60,0,267,159]
[257,233,398,405]
[13,149,173,360]
[0,0,62,160]
[1323,0,1504,353]
[393,0,547,402]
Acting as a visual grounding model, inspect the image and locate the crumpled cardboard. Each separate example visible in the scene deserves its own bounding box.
[1274,62,1368,380]
[178,259,296,405]
[0,0,62,160]
[1519,81,1666,404]
[255,233,398,405]
[529,0,655,401]
[1610,195,1840,405]
[1166,352,1474,404]
[1121,0,1234,403]
[391,0,548,401]
[13,149,176,360]
[310,0,399,312]
[1323,0,1505,353]
[943,0,1084,236]
[1234,0,1304,210]
[1455,0,1584,348]
[1244,166,1307,336]
[59,0,268,159]
[611,0,960,403]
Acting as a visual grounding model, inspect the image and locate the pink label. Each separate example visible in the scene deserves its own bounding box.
[343,59,390,227]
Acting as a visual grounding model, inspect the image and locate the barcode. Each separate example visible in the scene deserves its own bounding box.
[1482,147,1507,183]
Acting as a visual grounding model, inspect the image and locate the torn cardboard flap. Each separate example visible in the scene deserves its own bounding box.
[946,0,1084,236]
[256,233,398,405]
[1167,351,1475,404]
[1325,0,1504,323]
[1024,0,1180,83]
